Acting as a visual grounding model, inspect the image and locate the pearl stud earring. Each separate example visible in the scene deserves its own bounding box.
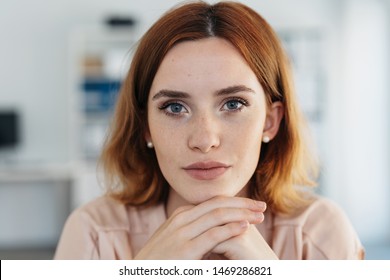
[147,141,154,148]
[262,136,270,143]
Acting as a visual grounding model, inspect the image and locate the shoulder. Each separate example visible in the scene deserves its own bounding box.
[69,195,129,231]
[273,196,364,259]
[54,196,129,259]
[67,195,166,234]
[276,196,350,227]
[55,196,166,259]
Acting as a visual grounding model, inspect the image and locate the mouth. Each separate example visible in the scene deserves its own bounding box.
[183,161,231,181]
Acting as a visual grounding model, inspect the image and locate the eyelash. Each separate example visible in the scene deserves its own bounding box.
[221,97,249,112]
[158,100,187,117]
[158,97,250,117]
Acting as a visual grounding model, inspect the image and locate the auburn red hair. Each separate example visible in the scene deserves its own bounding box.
[99,1,318,214]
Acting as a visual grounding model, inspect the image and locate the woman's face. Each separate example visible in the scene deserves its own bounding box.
[147,37,270,204]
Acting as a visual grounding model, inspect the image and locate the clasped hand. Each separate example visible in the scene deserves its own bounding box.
[134,196,278,260]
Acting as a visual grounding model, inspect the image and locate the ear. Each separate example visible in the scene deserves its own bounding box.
[263,101,284,141]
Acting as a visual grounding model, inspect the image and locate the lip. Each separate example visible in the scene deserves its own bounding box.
[183,161,231,181]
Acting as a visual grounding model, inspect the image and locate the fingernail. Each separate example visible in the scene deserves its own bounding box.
[240,220,249,228]
[256,201,267,209]
[255,211,264,220]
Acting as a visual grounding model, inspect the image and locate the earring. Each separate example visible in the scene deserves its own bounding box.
[262,136,270,143]
[146,141,154,148]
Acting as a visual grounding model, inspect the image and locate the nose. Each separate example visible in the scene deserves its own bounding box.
[188,115,221,153]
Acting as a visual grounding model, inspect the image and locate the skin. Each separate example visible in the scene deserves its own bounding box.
[138,37,283,259]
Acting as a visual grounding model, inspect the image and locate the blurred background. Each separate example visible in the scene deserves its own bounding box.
[0,0,389,259]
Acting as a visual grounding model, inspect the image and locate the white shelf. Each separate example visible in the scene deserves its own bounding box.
[66,25,136,208]
[0,164,72,184]
[68,26,135,163]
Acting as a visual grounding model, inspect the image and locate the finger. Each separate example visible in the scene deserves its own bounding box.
[170,196,266,228]
[211,225,278,260]
[180,207,263,239]
[198,196,266,213]
[189,220,250,257]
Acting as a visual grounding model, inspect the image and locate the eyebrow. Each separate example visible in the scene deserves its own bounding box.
[152,85,255,100]
[215,85,255,96]
[152,90,190,100]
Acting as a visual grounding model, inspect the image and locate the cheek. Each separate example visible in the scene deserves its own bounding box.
[154,123,183,143]
[239,138,262,167]
[149,117,184,163]
[232,114,264,146]
[230,115,265,165]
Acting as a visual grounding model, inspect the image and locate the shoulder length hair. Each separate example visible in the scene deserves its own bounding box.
[99,1,318,214]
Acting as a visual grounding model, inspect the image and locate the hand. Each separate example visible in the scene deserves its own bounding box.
[211,224,278,259]
[133,196,267,259]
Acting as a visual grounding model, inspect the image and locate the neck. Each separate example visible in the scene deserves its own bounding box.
[165,188,190,218]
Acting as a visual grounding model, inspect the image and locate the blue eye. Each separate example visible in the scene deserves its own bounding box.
[159,102,188,116]
[168,103,184,113]
[225,100,241,110]
[222,98,248,111]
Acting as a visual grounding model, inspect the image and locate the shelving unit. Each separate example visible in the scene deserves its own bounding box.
[278,29,326,161]
[67,25,136,209]
[68,26,135,161]
[279,29,325,123]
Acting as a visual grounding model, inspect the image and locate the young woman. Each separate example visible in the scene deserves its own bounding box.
[55,1,364,260]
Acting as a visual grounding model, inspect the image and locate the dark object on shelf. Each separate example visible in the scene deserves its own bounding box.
[82,79,121,112]
[0,110,19,149]
[105,16,136,28]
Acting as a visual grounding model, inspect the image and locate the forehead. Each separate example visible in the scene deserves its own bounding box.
[151,37,260,92]
[161,37,246,69]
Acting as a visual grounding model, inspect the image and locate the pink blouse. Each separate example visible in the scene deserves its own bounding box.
[54,195,364,260]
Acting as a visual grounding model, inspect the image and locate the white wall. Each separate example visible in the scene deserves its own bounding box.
[0,0,389,249]
[335,0,390,243]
